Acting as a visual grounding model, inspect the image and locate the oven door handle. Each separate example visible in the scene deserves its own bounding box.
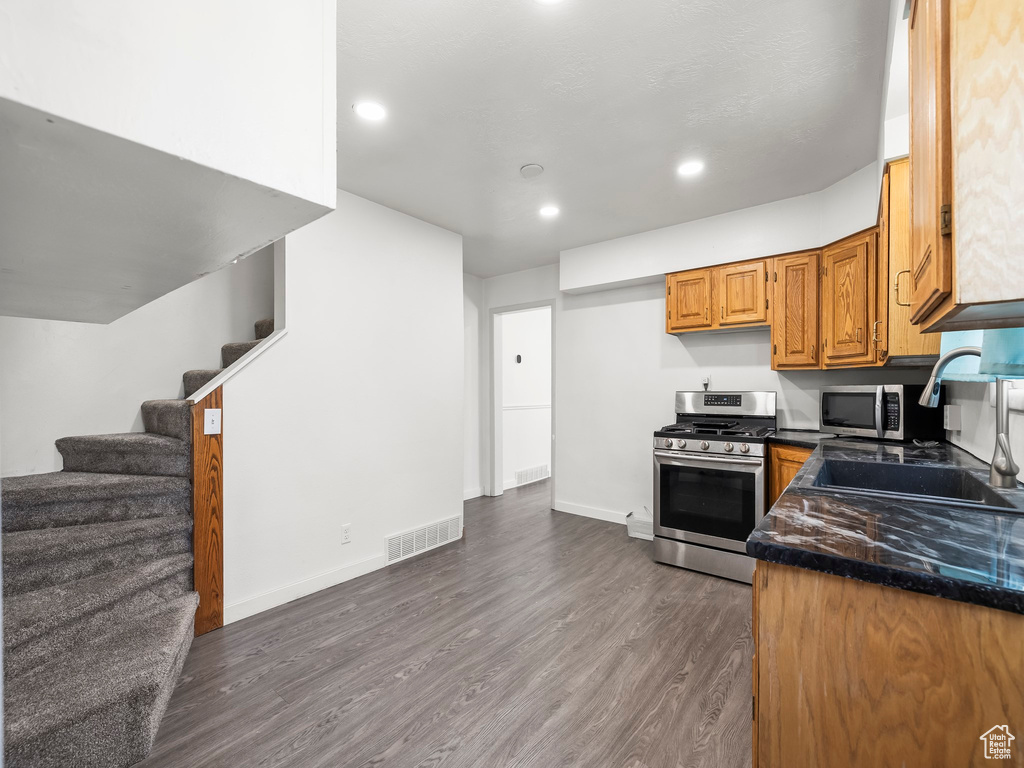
[653,450,762,467]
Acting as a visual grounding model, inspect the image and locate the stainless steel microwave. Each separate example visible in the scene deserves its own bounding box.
[820,384,945,442]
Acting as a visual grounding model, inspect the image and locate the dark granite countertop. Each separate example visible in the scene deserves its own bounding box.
[768,430,836,450]
[747,438,1024,614]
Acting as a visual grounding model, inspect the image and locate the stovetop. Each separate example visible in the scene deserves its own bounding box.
[655,421,774,439]
[653,391,778,455]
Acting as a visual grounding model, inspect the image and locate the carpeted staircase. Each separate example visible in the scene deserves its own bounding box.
[1,318,274,768]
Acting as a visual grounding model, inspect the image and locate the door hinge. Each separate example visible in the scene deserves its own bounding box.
[940,204,953,236]
[773,343,777,355]
[774,272,778,283]
[667,285,671,296]
[765,271,768,282]
[765,299,769,310]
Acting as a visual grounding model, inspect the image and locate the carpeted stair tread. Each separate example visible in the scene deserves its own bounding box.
[221,339,261,367]
[57,432,189,478]
[4,515,193,597]
[142,399,192,440]
[183,369,221,398]
[4,554,193,678]
[255,317,274,340]
[4,592,199,768]
[1,471,190,532]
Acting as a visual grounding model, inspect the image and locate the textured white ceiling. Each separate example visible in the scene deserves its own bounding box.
[337,0,889,278]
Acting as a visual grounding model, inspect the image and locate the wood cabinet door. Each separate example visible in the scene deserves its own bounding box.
[909,0,953,324]
[768,443,813,508]
[887,159,942,358]
[717,261,767,326]
[771,252,820,369]
[821,231,877,367]
[666,270,712,332]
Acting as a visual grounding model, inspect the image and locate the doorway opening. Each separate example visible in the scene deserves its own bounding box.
[489,303,553,503]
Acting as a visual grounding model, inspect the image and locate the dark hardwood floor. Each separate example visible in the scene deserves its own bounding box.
[139,480,753,768]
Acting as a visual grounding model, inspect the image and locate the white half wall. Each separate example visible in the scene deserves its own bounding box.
[0,0,336,207]
[0,247,274,477]
[464,274,484,500]
[222,191,463,623]
[560,162,880,293]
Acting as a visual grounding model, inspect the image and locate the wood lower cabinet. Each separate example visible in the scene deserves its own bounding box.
[771,252,819,369]
[821,230,878,368]
[753,561,1024,767]
[909,0,1024,330]
[666,269,712,332]
[717,260,767,326]
[767,443,812,508]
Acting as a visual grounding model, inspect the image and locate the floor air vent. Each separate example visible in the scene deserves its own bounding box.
[386,516,462,564]
[515,464,550,487]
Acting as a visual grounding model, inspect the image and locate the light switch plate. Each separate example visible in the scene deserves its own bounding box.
[203,408,222,435]
[943,404,962,431]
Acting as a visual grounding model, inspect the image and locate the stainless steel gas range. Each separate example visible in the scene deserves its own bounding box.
[652,391,777,584]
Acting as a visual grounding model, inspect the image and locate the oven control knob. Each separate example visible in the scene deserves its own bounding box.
[700,441,710,451]
[662,438,673,448]
[675,439,687,449]
[739,444,750,454]
[724,442,734,452]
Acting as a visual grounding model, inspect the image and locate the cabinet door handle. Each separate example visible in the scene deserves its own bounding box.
[871,320,882,346]
[893,270,911,307]
[721,306,724,320]
[705,307,708,321]
[856,328,862,343]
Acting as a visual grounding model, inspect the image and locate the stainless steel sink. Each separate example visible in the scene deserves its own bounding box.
[812,459,1014,511]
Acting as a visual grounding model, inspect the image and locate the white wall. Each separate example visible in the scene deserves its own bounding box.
[947,382,1024,480]
[501,307,552,488]
[464,274,484,499]
[554,281,926,523]
[0,0,336,207]
[222,191,463,623]
[560,162,880,293]
[0,248,274,476]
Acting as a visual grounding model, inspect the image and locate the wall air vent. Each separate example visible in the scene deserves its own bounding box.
[385,515,462,564]
[515,464,550,487]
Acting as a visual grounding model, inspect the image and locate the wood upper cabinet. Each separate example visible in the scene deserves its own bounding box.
[771,252,819,369]
[909,0,954,325]
[666,269,712,332]
[885,158,941,358]
[717,260,768,326]
[821,230,878,368]
[767,443,813,508]
[909,0,1024,330]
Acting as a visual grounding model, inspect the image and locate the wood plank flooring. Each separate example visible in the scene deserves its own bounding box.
[139,481,753,768]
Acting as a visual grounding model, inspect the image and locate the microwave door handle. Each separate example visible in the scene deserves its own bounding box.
[875,386,885,438]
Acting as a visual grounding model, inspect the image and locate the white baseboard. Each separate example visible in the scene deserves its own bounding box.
[463,487,483,501]
[553,500,628,525]
[224,552,387,625]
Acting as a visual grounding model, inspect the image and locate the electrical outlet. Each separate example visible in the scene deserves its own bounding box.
[203,408,222,435]
[341,524,352,544]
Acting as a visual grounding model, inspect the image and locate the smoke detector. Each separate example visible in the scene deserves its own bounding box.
[520,164,544,179]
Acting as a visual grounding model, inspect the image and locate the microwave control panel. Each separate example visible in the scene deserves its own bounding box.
[883,393,901,431]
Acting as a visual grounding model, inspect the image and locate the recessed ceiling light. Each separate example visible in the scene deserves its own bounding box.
[677,159,705,177]
[520,164,545,179]
[353,101,387,121]
[539,205,560,218]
